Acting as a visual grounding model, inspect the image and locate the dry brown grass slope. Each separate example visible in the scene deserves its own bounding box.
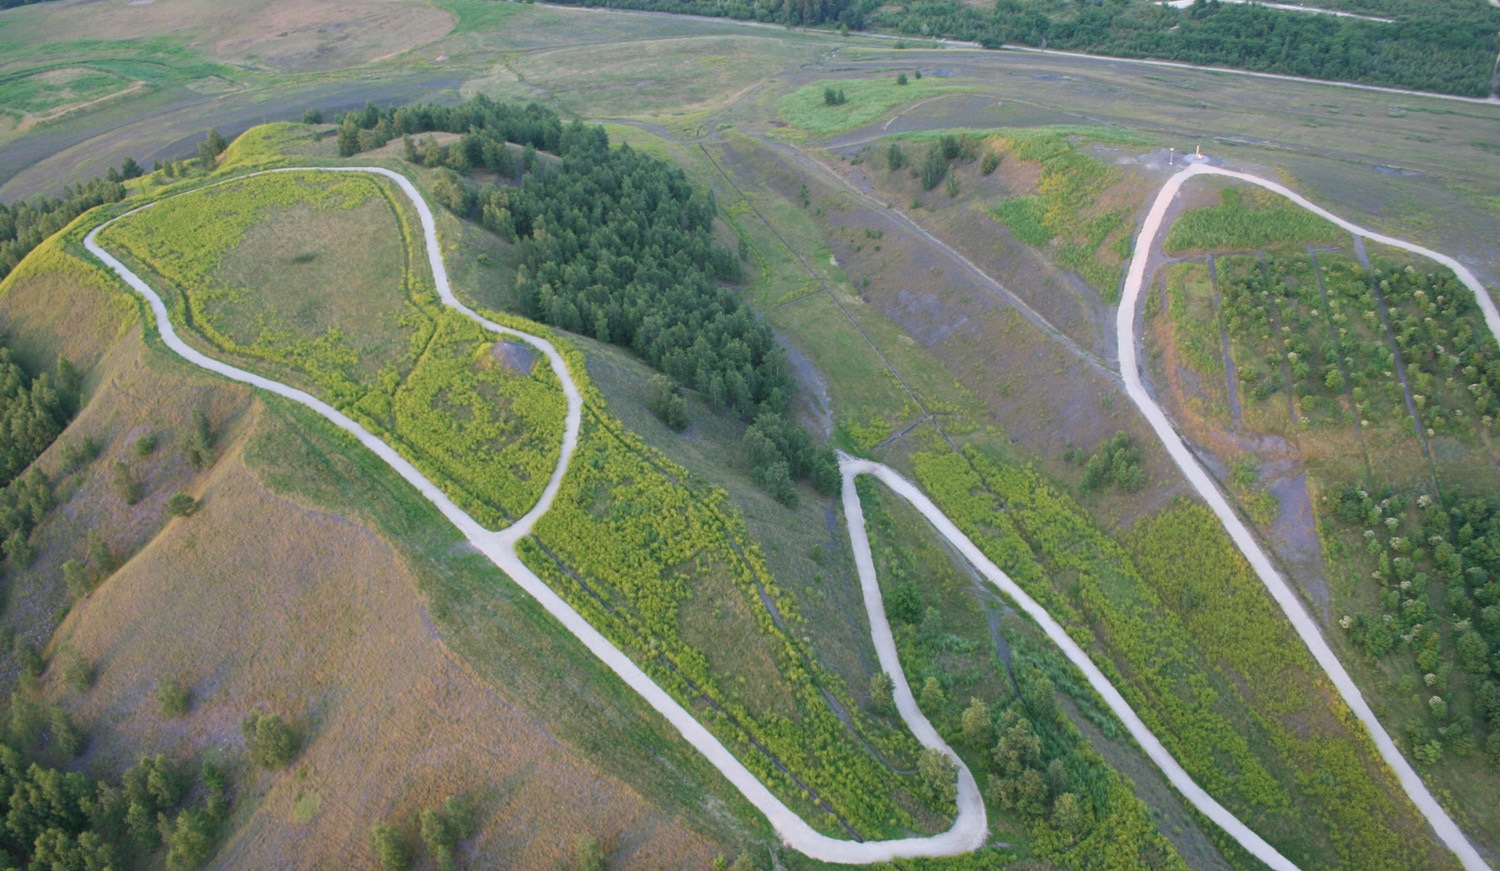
[49,402,715,869]
[0,225,721,868]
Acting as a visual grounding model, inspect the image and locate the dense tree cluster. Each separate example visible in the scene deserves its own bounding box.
[334,96,562,159]
[0,692,228,871]
[1072,430,1144,493]
[1030,0,1499,97]
[0,348,75,573]
[346,99,837,498]
[0,177,126,280]
[743,413,838,505]
[0,348,73,489]
[1331,486,1500,767]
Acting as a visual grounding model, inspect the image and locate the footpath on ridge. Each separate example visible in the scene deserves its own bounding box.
[81,160,1496,870]
[83,166,990,864]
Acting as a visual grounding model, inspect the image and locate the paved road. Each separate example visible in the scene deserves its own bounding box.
[83,166,990,864]
[1117,162,1494,871]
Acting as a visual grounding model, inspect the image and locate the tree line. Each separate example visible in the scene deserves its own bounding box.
[532,0,1497,96]
[0,175,127,280]
[0,346,74,490]
[341,99,838,502]
[335,96,563,159]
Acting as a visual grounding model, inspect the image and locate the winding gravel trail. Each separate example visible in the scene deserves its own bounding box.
[840,457,1303,870]
[82,166,990,864]
[80,159,1496,868]
[1118,162,1494,871]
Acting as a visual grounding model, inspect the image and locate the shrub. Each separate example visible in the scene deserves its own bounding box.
[241,712,298,769]
[869,671,895,715]
[887,143,907,170]
[87,528,115,575]
[646,375,690,432]
[981,151,999,175]
[302,108,323,125]
[962,697,991,748]
[574,834,606,871]
[3,528,32,569]
[157,678,192,718]
[887,583,922,623]
[112,460,142,505]
[134,433,155,456]
[920,146,947,191]
[184,407,214,470]
[1080,431,1143,493]
[165,808,215,871]
[62,559,92,600]
[896,72,908,85]
[167,492,198,517]
[917,747,958,809]
[61,648,94,691]
[420,796,474,871]
[370,824,408,871]
[12,637,42,677]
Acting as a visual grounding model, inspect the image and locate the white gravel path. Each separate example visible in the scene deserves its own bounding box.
[1117,162,1494,871]
[840,457,1302,870]
[81,158,1494,869]
[82,166,989,864]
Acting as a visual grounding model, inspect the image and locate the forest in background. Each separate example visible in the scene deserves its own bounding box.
[538,0,1500,97]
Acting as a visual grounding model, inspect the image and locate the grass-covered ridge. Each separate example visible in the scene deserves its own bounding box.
[98,170,567,527]
[88,127,963,848]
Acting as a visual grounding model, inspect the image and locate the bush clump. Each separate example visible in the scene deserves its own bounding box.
[241,711,298,769]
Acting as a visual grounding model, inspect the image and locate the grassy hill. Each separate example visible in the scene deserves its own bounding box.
[1145,182,1500,858]
[0,143,749,870]
[0,68,1493,868]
